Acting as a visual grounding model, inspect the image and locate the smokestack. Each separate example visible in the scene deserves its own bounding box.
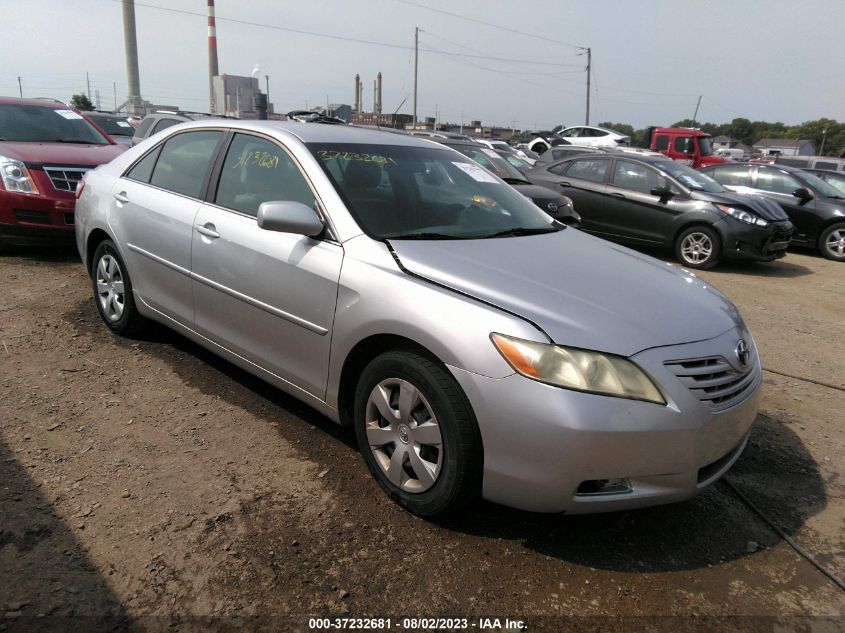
[121,0,142,114]
[208,0,219,113]
[376,72,382,115]
[373,79,376,114]
[354,74,360,113]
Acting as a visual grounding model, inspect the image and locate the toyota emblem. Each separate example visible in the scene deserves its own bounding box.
[735,339,751,368]
[547,202,559,212]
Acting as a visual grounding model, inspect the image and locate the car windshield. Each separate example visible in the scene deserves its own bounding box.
[800,171,844,198]
[698,137,714,156]
[308,143,559,240]
[657,161,725,193]
[816,173,845,195]
[0,104,110,144]
[87,114,134,136]
[450,145,528,181]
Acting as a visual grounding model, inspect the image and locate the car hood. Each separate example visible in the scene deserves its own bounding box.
[389,229,741,356]
[691,189,790,221]
[0,141,126,166]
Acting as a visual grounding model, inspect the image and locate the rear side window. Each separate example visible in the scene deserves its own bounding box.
[149,130,223,198]
[654,135,670,151]
[125,146,162,183]
[707,165,751,187]
[215,133,314,217]
[134,117,155,138]
[565,158,608,184]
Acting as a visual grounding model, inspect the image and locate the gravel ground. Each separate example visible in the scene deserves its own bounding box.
[1,243,843,633]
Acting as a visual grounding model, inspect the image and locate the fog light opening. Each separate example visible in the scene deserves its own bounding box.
[575,478,632,496]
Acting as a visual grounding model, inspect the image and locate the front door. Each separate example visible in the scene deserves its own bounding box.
[190,132,343,398]
[752,166,819,245]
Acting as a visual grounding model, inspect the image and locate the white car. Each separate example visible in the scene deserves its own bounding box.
[557,125,631,148]
[474,139,536,165]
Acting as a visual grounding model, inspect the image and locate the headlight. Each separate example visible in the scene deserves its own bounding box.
[491,333,665,404]
[715,204,768,227]
[0,155,39,194]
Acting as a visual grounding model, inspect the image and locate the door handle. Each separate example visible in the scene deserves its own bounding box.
[558,181,572,188]
[195,224,220,239]
[609,192,626,199]
[113,191,129,204]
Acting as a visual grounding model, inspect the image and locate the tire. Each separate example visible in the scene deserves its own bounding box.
[818,222,845,262]
[91,239,143,336]
[674,225,721,270]
[353,350,482,516]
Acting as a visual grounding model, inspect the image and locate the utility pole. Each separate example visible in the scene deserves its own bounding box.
[95,89,101,110]
[585,48,591,125]
[820,128,828,155]
[413,26,419,128]
[86,72,92,100]
[114,82,118,111]
[692,95,702,128]
[460,111,464,134]
[17,76,22,98]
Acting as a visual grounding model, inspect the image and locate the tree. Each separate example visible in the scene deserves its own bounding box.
[70,93,94,110]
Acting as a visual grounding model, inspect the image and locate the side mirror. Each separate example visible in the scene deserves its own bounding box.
[792,187,814,203]
[257,201,324,237]
[650,186,675,201]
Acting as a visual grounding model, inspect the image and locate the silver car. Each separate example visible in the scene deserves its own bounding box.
[75,121,761,516]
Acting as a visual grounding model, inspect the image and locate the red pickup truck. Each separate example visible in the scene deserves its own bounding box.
[0,97,125,246]
[646,127,730,169]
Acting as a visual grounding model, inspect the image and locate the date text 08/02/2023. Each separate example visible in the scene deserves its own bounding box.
[308,617,528,630]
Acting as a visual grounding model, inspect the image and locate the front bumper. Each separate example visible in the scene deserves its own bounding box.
[718,218,793,262]
[449,327,762,513]
[0,188,76,244]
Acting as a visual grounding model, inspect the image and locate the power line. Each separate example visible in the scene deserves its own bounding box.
[393,0,586,50]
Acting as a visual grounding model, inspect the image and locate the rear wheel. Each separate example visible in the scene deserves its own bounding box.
[675,226,721,270]
[353,350,482,516]
[91,240,143,335]
[819,222,845,262]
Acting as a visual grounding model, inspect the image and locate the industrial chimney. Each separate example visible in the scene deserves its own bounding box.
[121,0,143,114]
[208,0,219,113]
[354,74,361,113]
[376,72,382,115]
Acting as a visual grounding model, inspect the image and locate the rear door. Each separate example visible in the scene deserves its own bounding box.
[190,131,343,398]
[111,129,224,325]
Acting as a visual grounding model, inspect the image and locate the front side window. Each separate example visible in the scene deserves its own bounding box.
[0,104,109,144]
[309,143,557,239]
[612,160,660,194]
[705,164,751,188]
[215,133,314,217]
[674,136,693,154]
[565,158,608,184]
[756,167,803,195]
[149,130,223,198]
[657,161,724,193]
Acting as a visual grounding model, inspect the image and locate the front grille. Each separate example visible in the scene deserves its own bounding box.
[42,166,90,192]
[14,209,51,225]
[665,355,757,409]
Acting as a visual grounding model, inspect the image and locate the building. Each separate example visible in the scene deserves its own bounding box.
[351,112,413,129]
[752,138,816,157]
[211,74,274,119]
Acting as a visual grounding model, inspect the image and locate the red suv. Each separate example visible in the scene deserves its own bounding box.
[0,97,125,245]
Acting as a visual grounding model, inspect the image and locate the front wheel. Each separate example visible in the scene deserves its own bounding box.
[353,350,482,516]
[675,226,721,270]
[819,222,845,262]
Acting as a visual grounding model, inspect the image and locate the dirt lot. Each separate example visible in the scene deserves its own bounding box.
[1,243,843,632]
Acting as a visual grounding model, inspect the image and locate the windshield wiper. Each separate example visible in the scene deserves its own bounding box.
[45,139,97,144]
[502,177,531,185]
[387,232,471,240]
[485,226,561,239]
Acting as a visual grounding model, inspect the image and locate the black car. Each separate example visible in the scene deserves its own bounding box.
[701,162,845,262]
[803,169,845,196]
[84,112,136,146]
[436,140,581,226]
[527,153,794,269]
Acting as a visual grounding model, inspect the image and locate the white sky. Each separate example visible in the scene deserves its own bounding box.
[2,0,843,130]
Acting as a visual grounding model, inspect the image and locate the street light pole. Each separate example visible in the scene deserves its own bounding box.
[413,27,419,128]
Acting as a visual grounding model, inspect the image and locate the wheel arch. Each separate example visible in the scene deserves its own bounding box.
[85,228,113,276]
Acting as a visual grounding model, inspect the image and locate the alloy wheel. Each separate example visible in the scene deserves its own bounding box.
[365,378,443,493]
[96,254,126,322]
[680,232,713,265]
[824,228,845,258]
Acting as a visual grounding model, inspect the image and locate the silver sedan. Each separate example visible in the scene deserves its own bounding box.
[75,121,761,516]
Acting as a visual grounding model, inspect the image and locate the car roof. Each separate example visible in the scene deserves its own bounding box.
[0,96,68,109]
[173,119,440,148]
